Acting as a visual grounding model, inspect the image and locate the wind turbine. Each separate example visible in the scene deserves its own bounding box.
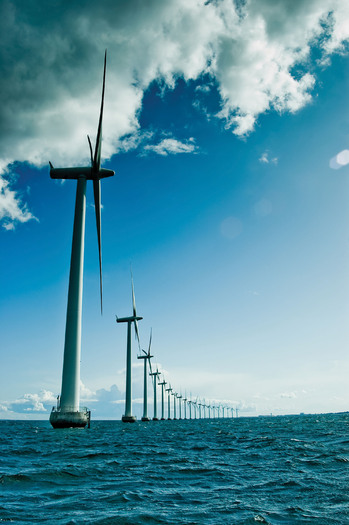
[158,376,167,420]
[188,394,192,420]
[172,391,177,420]
[166,384,173,420]
[49,51,114,429]
[149,368,161,421]
[137,330,153,422]
[176,392,182,420]
[183,392,187,420]
[116,272,143,422]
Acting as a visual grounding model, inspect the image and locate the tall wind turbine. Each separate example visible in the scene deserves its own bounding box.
[166,384,173,420]
[149,368,161,421]
[177,393,183,420]
[137,330,153,422]
[117,273,143,422]
[172,391,177,420]
[158,376,167,421]
[183,392,187,420]
[49,51,114,429]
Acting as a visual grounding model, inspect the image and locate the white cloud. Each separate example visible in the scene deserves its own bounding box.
[329,149,349,169]
[259,151,278,165]
[144,137,197,156]
[0,174,37,230]
[0,0,348,227]
[0,0,347,168]
[4,389,57,413]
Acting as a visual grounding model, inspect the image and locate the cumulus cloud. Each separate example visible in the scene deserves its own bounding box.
[2,389,57,413]
[0,0,348,227]
[0,174,37,230]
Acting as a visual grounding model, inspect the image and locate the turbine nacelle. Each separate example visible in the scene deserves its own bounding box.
[50,166,114,180]
[116,315,143,324]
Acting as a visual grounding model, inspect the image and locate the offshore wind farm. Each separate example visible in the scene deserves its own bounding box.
[1,1,349,422]
[2,2,349,522]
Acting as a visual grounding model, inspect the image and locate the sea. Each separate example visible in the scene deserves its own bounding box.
[1,413,349,524]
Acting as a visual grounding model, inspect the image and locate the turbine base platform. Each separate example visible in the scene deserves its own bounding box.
[50,408,90,429]
[161,417,166,420]
[141,417,150,422]
[152,417,159,421]
[122,415,137,423]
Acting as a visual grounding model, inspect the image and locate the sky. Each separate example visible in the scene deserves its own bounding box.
[1,0,349,419]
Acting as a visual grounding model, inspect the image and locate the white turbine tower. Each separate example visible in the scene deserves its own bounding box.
[149,368,161,421]
[116,273,143,423]
[166,384,173,420]
[49,52,114,429]
[137,330,153,422]
[172,391,177,420]
[183,392,187,420]
[177,393,183,420]
[158,376,167,421]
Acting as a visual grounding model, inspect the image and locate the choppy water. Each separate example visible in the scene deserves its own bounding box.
[1,413,349,524]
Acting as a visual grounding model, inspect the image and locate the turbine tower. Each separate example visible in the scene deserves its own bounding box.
[137,330,153,422]
[49,51,114,429]
[150,368,161,421]
[166,384,173,420]
[183,392,187,420]
[172,391,177,420]
[117,273,143,422]
[177,393,182,420]
[158,376,167,420]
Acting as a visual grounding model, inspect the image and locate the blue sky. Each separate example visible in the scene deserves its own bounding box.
[0,0,349,419]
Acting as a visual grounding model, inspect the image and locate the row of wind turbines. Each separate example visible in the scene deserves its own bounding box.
[117,275,239,423]
[48,51,237,428]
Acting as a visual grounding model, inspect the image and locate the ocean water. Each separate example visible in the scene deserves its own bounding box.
[1,413,349,524]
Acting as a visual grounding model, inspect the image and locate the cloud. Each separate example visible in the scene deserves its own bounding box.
[0,0,348,227]
[0,173,37,230]
[143,137,197,156]
[0,0,348,168]
[329,149,349,169]
[3,389,57,413]
[259,151,278,165]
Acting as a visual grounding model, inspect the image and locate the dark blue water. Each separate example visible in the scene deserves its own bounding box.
[1,413,349,524]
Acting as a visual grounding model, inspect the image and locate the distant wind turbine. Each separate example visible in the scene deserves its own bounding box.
[166,384,173,420]
[137,329,153,422]
[177,393,183,420]
[116,272,143,422]
[183,392,187,420]
[149,368,161,421]
[158,376,167,420]
[49,51,114,429]
[172,391,177,420]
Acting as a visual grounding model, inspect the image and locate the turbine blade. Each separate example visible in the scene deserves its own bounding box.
[130,269,140,344]
[93,50,107,172]
[148,328,152,355]
[93,178,103,314]
[87,135,94,166]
